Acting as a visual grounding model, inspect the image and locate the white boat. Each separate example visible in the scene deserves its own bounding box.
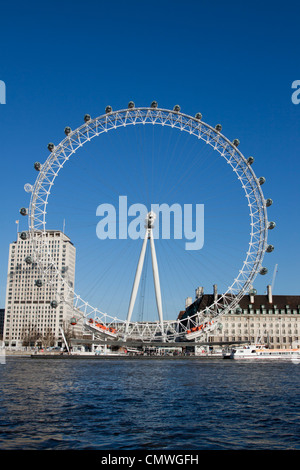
[224,343,300,361]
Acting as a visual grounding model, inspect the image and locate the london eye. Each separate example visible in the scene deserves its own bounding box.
[19,102,275,343]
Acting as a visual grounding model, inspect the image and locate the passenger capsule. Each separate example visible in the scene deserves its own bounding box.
[249,288,257,295]
[105,105,112,114]
[34,162,41,171]
[260,267,268,275]
[195,113,202,120]
[258,177,265,185]
[84,114,91,122]
[268,221,276,230]
[50,300,58,308]
[20,232,28,240]
[266,244,274,253]
[64,126,71,135]
[24,183,33,193]
[235,307,242,314]
[25,256,33,264]
[70,317,77,326]
[173,105,181,112]
[232,139,240,147]
[35,279,43,287]
[266,198,273,207]
[215,124,222,132]
[128,101,135,109]
[151,101,158,108]
[47,142,55,152]
[20,207,27,216]
[247,156,254,165]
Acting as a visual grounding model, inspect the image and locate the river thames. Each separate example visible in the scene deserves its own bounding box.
[0,356,300,450]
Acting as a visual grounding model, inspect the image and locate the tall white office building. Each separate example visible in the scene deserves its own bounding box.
[3,230,76,348]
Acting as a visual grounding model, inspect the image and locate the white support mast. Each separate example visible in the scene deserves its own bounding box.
[59,326,70,353]
[125,212,164,338]
[126,230,148,329]
[149,229,164,333]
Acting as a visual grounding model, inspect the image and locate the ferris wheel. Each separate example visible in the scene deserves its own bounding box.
[19,101,275,342]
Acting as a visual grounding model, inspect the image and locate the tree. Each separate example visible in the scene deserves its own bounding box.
[42,328,56,349]
[21,324,41,348]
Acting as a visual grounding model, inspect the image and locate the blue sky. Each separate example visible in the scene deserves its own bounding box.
[0,0,299,318]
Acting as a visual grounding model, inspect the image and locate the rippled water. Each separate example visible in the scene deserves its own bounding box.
[0,356,300,450]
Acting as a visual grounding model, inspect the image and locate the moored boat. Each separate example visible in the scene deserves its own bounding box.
[224,343,300,360]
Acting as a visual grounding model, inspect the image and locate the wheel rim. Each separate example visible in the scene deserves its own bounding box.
[26,105,272,341]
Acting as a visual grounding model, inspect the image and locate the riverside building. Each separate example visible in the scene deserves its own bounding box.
[3,230,76,349]
[181,285,300,349]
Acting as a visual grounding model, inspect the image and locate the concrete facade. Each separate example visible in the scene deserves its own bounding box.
[3,230,76,348]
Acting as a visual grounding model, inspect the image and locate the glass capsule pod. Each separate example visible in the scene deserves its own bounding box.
[64,126,71,135]
[268,221,276,230]
[50,300,58,308]
[84,114,91,122]
[151,101,158,108]
[20,232,28,240]
[173,105,180,112]
[260,267,268,275]
[247,156,254,165]
[266,245,274,252]
[258,177,265,185]
[249,288,257,295]
[34,162,41,171]
[35,279,43,288]
[20,207,27,216]
[232,139,240,147]
[47,142,55,152]
[266,198,273,207]
[215,124,222,132]
[128,101,135,109]
[195,113,202,120]
[25,256,32,264]
[105,105,112,113]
